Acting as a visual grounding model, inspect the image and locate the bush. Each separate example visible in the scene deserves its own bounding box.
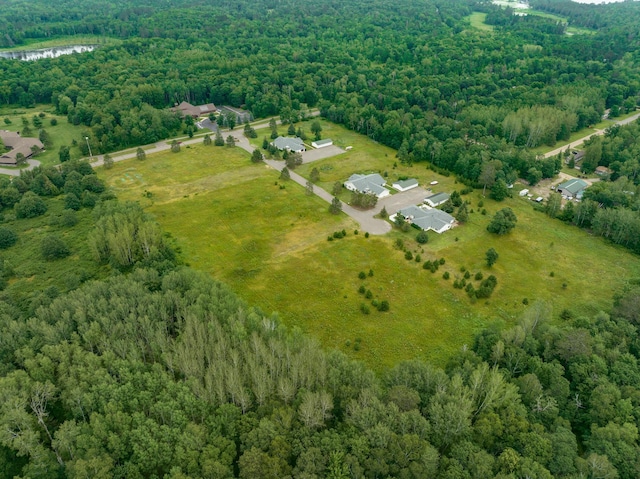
[404,251,413,260]
[358,285,365,294]
[443,271,450,280]
[439,258,446,265]
[464,271,471,279]
[15,192,47,218]
[365,289,373,299]
[416,230,429,244]
[368,269,373,277]
[475,272,483,281]
[0,227,18,249]
[60,209,79,227]
[423,260,432,270]
[41,234,70,260]
[358,271,366,279]
[64,193,82,211]
[415,254,421,263]
[364,232,369,238]
[377,300,390,312]
[360,303,370,315]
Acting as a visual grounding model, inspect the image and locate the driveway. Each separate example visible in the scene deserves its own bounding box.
[376,187,429,215]
[301,145,345,163]
[0,159,41,177]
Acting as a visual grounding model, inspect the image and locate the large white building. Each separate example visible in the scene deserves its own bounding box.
[344,173,390,198]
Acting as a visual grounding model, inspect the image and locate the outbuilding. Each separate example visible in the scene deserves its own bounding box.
[311,139,333,149]
[556,178,588,199]
[424,192,450,207]
[392,178,419,192]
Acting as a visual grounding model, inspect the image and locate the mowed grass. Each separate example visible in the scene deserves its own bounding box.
[100,128,640,370]
[0,106,87,167]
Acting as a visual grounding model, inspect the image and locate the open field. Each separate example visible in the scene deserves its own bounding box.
[0,106,87,167]
[466,12,494,31]
[0,36,119,52]
[100,125,640,370]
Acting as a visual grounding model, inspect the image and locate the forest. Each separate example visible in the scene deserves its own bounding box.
[2,0,640,476]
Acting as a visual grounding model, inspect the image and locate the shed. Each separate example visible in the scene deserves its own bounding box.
[392,178,419,192]
[519,189,529,197]
[424,192,450,207]
[311,139,333,149]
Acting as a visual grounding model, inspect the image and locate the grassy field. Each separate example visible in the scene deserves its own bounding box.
[465,12,495,32]
[0,36,119,52]
[0,106,87,167]
[99,124,640,370]
[0,197,108,310]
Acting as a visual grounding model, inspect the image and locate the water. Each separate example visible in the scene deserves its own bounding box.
[0,45,96,61]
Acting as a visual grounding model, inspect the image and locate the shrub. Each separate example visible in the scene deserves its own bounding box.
[64,193,82,211]
[475,272,483,281]
[522,298,529,305]
[360,304,370,315]
[365,290,373,299]
[404,251,413,260]
[415,254,421,263]
[464,271,471,279]
[364,232,369,238]
[15,192,47,218]
[0,227,18,249]
[416,230,429,244]
[423,260,432,270]
[368,269,374,277]
[41,234,70,260]
[358,271,366,279]
[358,285,366,294]
[439,258,446,265]
[60,209,79,227]
[377,300,390,312]
[443,271,450,280]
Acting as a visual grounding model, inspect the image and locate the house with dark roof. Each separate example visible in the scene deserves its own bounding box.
[424,192,450,207]
[595,166,612,176]
[171,101,217,118]
[272,136,306,153]
[391,178,419,192]
[344,173,390,198]
[393,205,455,234]
[557,178,588,199]
[0,130,44,165]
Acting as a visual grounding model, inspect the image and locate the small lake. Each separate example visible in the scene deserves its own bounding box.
[0,45,96,61]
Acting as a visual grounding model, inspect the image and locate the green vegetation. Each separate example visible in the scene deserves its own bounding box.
[466,12,494,31]
[101,137,640,369]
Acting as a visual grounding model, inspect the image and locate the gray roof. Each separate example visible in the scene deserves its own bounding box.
[557,179,588,196]
[313,139,333,146]
[0,130,44,164]
[273,136,305,151]
[393,178,418,189]
[398,206,455,232]
[425,192,450,205]
[345,173,387,196]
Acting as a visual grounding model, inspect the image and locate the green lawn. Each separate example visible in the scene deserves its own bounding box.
[99,128,640,371]
[0,106,88,167]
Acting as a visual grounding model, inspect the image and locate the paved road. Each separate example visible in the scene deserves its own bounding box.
[544,110,640,158]
[0,159,40,177]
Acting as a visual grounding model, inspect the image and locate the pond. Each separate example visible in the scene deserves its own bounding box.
[0,45,96,61]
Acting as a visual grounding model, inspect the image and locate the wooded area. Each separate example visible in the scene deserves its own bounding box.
[2,0,640,476]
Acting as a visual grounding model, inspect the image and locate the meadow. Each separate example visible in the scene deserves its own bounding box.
[100,124,640,370]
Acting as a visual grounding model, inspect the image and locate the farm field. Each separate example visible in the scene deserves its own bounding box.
[100,124,640,370]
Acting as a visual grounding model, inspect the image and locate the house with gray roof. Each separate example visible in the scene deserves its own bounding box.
[392,178,419,192]
[394,205,455,234]
[0,130,44,165]
[556,178,588,199]
[272,136,306,153]
[424,192,450,207]
[344,173,390,199]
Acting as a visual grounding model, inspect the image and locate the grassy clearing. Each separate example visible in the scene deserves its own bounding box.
[0,106,88,167]
[100,127,640,370]
[0,36,119,52]
[466,12,494,32]
[0,197,108,309]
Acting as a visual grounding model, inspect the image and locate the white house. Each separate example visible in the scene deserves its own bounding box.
[391,178,419,192]
[424,192,450,207]
[311,139,333,148]
[344,173,390,198]
[272,136,306,153]
[519,189,529,197]
[394,205,455,234]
